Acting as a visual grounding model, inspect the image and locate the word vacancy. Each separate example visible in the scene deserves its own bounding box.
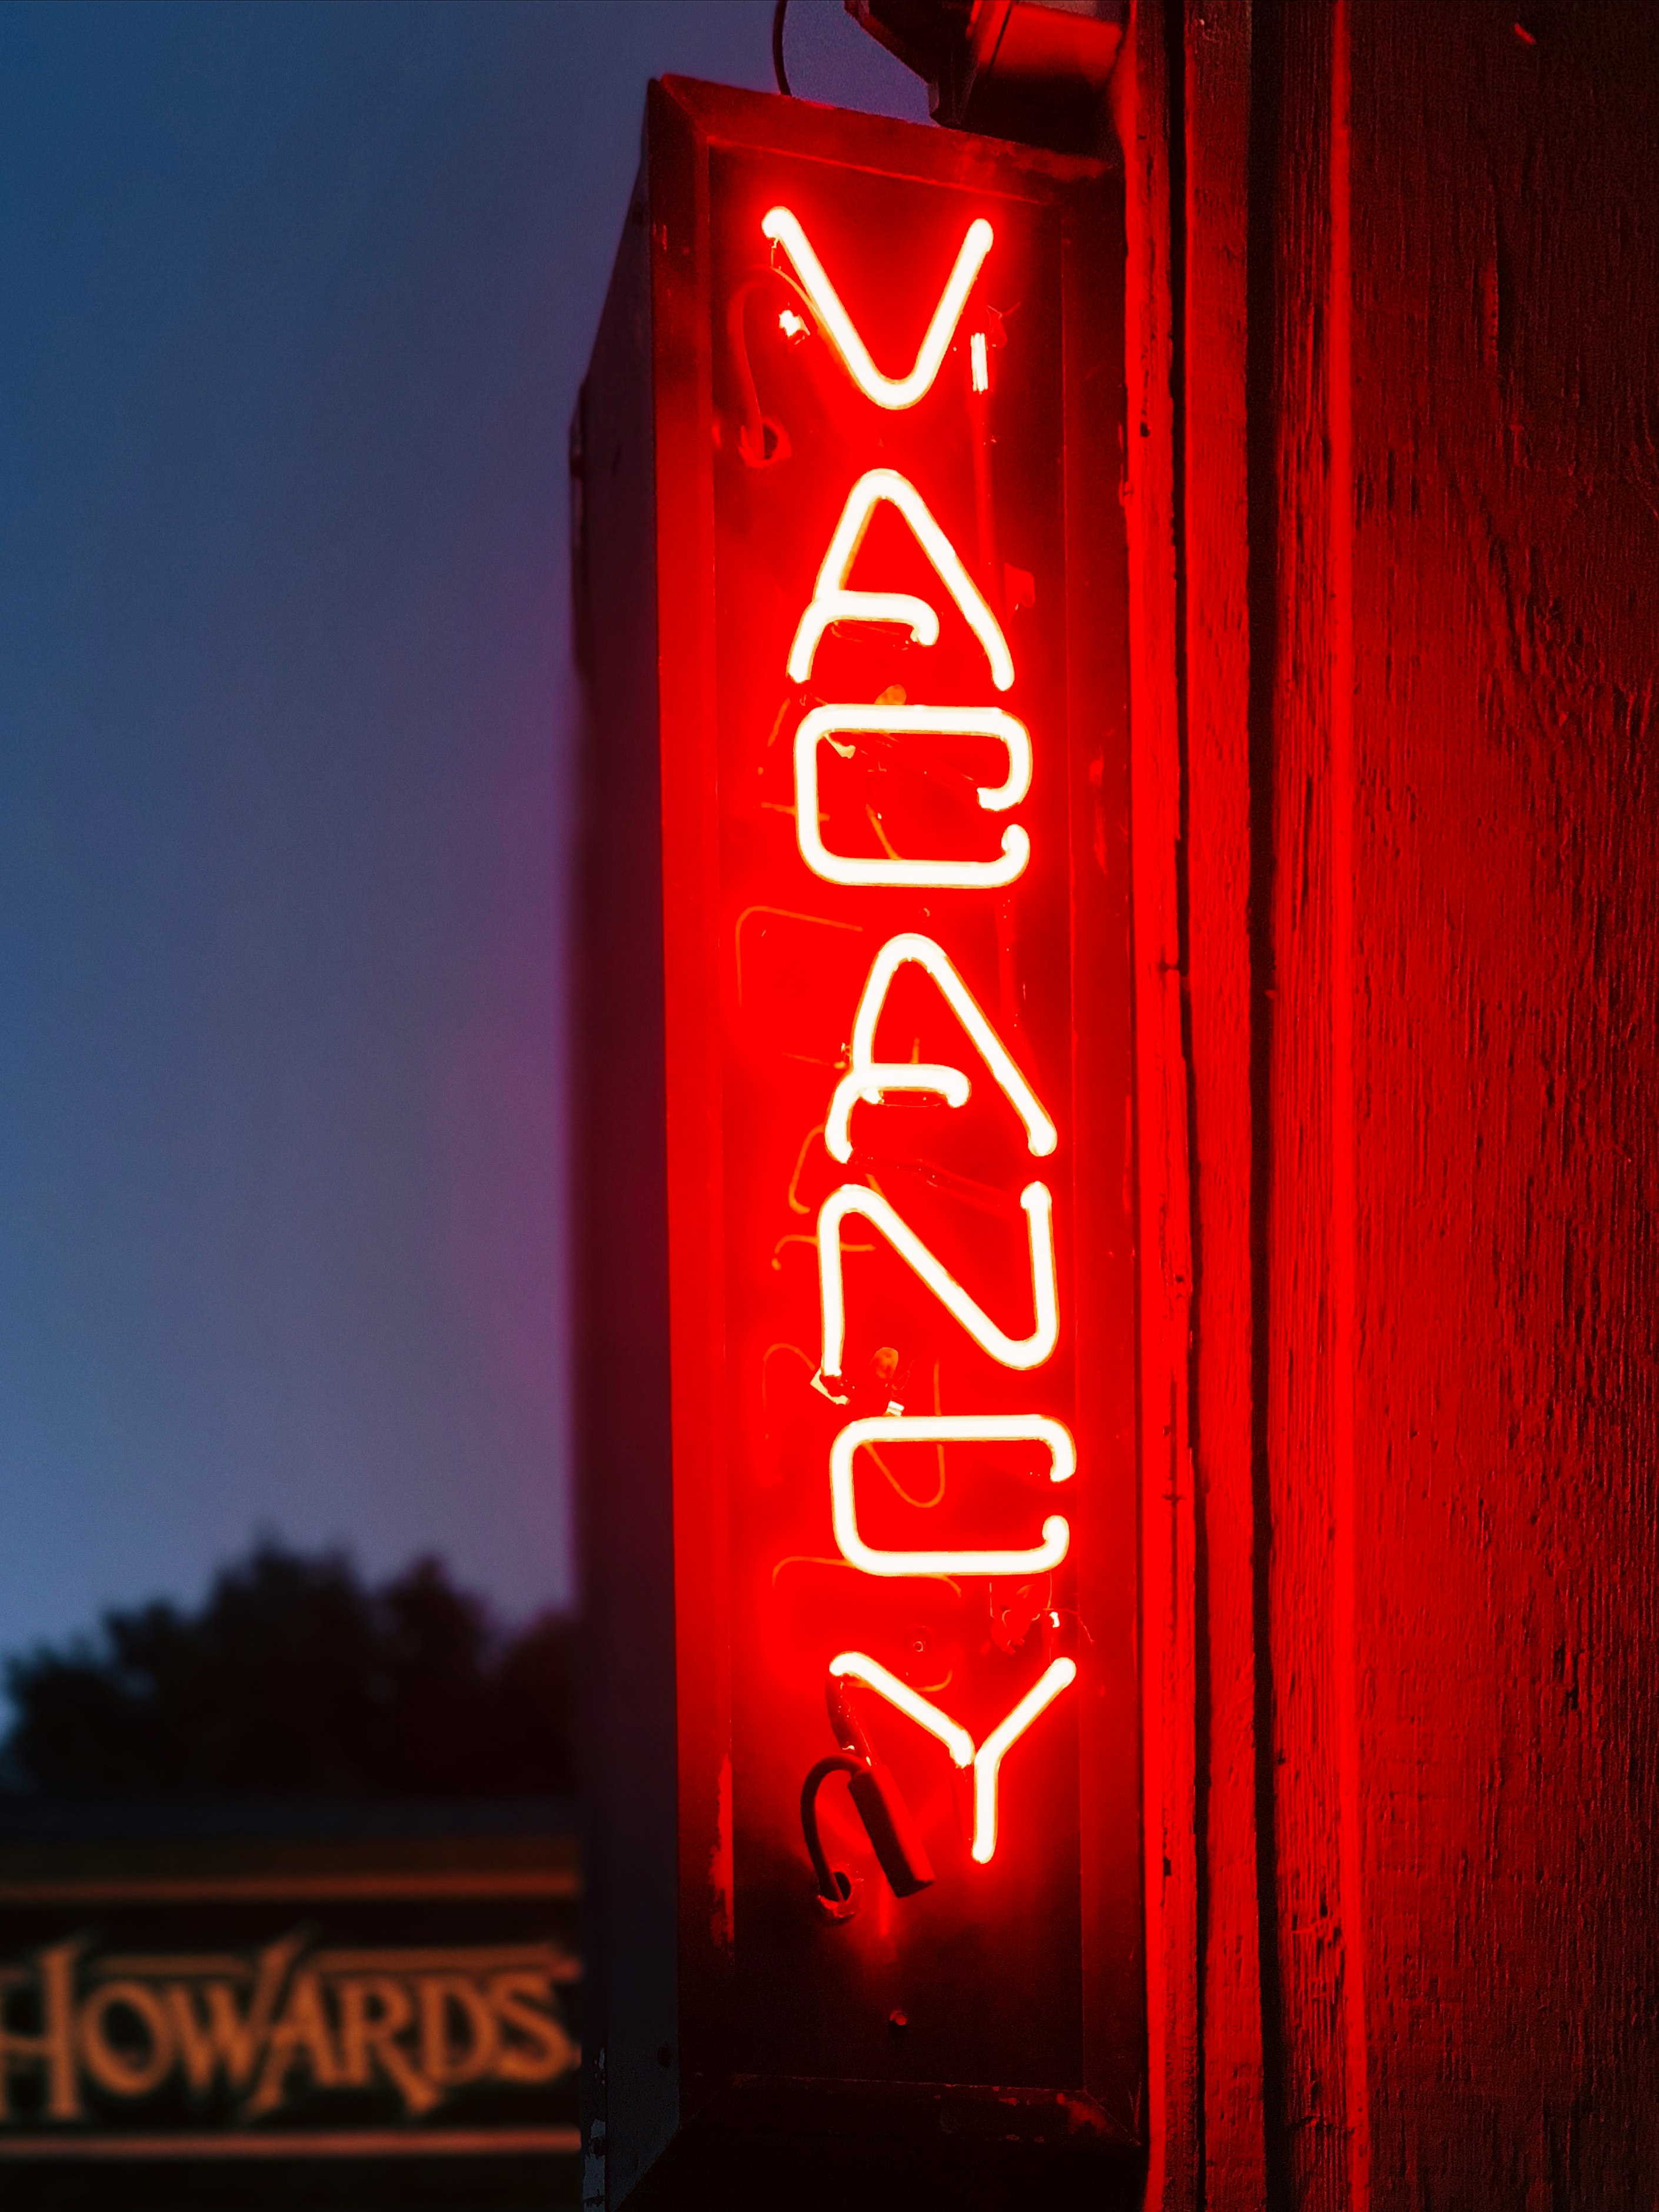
[718,185,1092,1936]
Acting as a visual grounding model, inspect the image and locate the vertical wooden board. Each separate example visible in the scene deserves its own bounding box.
[1181,3,1269,2204]
[1111,2,1199,2201]
[1260,5,1365,2207]
[1347,6,1659,2203]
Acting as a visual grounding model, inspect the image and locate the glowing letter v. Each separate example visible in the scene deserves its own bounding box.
[762,206,993,412]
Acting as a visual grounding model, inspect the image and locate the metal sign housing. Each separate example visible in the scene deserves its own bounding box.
[574,76,1137,2208]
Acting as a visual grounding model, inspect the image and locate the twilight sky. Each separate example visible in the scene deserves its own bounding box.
[0,1,925,1656]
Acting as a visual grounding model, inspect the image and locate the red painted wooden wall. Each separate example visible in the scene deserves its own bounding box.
[1118,4,1659,2204]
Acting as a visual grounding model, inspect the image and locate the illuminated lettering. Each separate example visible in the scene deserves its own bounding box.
[795,704,1031,890]
[0,1941,82,2121]
[830,1415,1074,1576]
[761,207,994,412]
[0,1936,578,2124]
[489,1972,582,2084]
[791,586,941,669]
[245,1969,346,2118]
[740,181,1097,1923]
[816,1181,1057,1381]
[828,1651,1077,1863]
[828,1652,975,1767]
[78,1983,175,2098]
[970,1658,1076,1864]
[418,1976,501,2088]
[825,932,1057,1163]
[166,1934,301,2096]
[787,468,1014,690]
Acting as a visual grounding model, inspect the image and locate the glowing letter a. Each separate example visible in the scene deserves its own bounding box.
[787,469,1014,691]
[825,933,1056,1163]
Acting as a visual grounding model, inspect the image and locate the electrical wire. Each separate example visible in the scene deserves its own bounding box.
[725,268,815,467]
[772,0,792,96]
[800,1755,860,1901]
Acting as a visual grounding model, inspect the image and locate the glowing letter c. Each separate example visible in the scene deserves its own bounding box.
[829,1415,1075,1578]
[795,705,1031,891]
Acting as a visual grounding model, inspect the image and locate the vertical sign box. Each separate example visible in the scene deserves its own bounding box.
[574,79,1137,2207]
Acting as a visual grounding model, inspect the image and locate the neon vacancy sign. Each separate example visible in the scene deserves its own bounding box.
[575,80,1140,2156]
[698,109,1139,2090]
[750,198,1078,1897]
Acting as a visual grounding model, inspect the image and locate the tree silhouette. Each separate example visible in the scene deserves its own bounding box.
[1,1541,574,1798]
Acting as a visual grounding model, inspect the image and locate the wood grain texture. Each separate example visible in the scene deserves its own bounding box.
[1257,3,1368,2203]
[1113,5,1201,2203]
[1181,3,1271,2204]
[1345,5,1659,2203]
[1130,6,1659,2203]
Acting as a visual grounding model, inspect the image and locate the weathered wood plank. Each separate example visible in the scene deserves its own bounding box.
[1115,0,1202,2196]
[1348,5,1659,2202]
[1182,2,1271,2204]
[1259,2,1369,2204]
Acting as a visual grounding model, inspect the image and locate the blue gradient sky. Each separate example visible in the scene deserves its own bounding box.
[0,2,925,1655]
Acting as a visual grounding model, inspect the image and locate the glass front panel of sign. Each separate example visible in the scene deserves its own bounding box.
[710,146,1094,2089]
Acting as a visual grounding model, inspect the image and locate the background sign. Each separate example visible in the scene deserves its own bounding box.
[0,1820,578,2208]
[576,78,1137,2202]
